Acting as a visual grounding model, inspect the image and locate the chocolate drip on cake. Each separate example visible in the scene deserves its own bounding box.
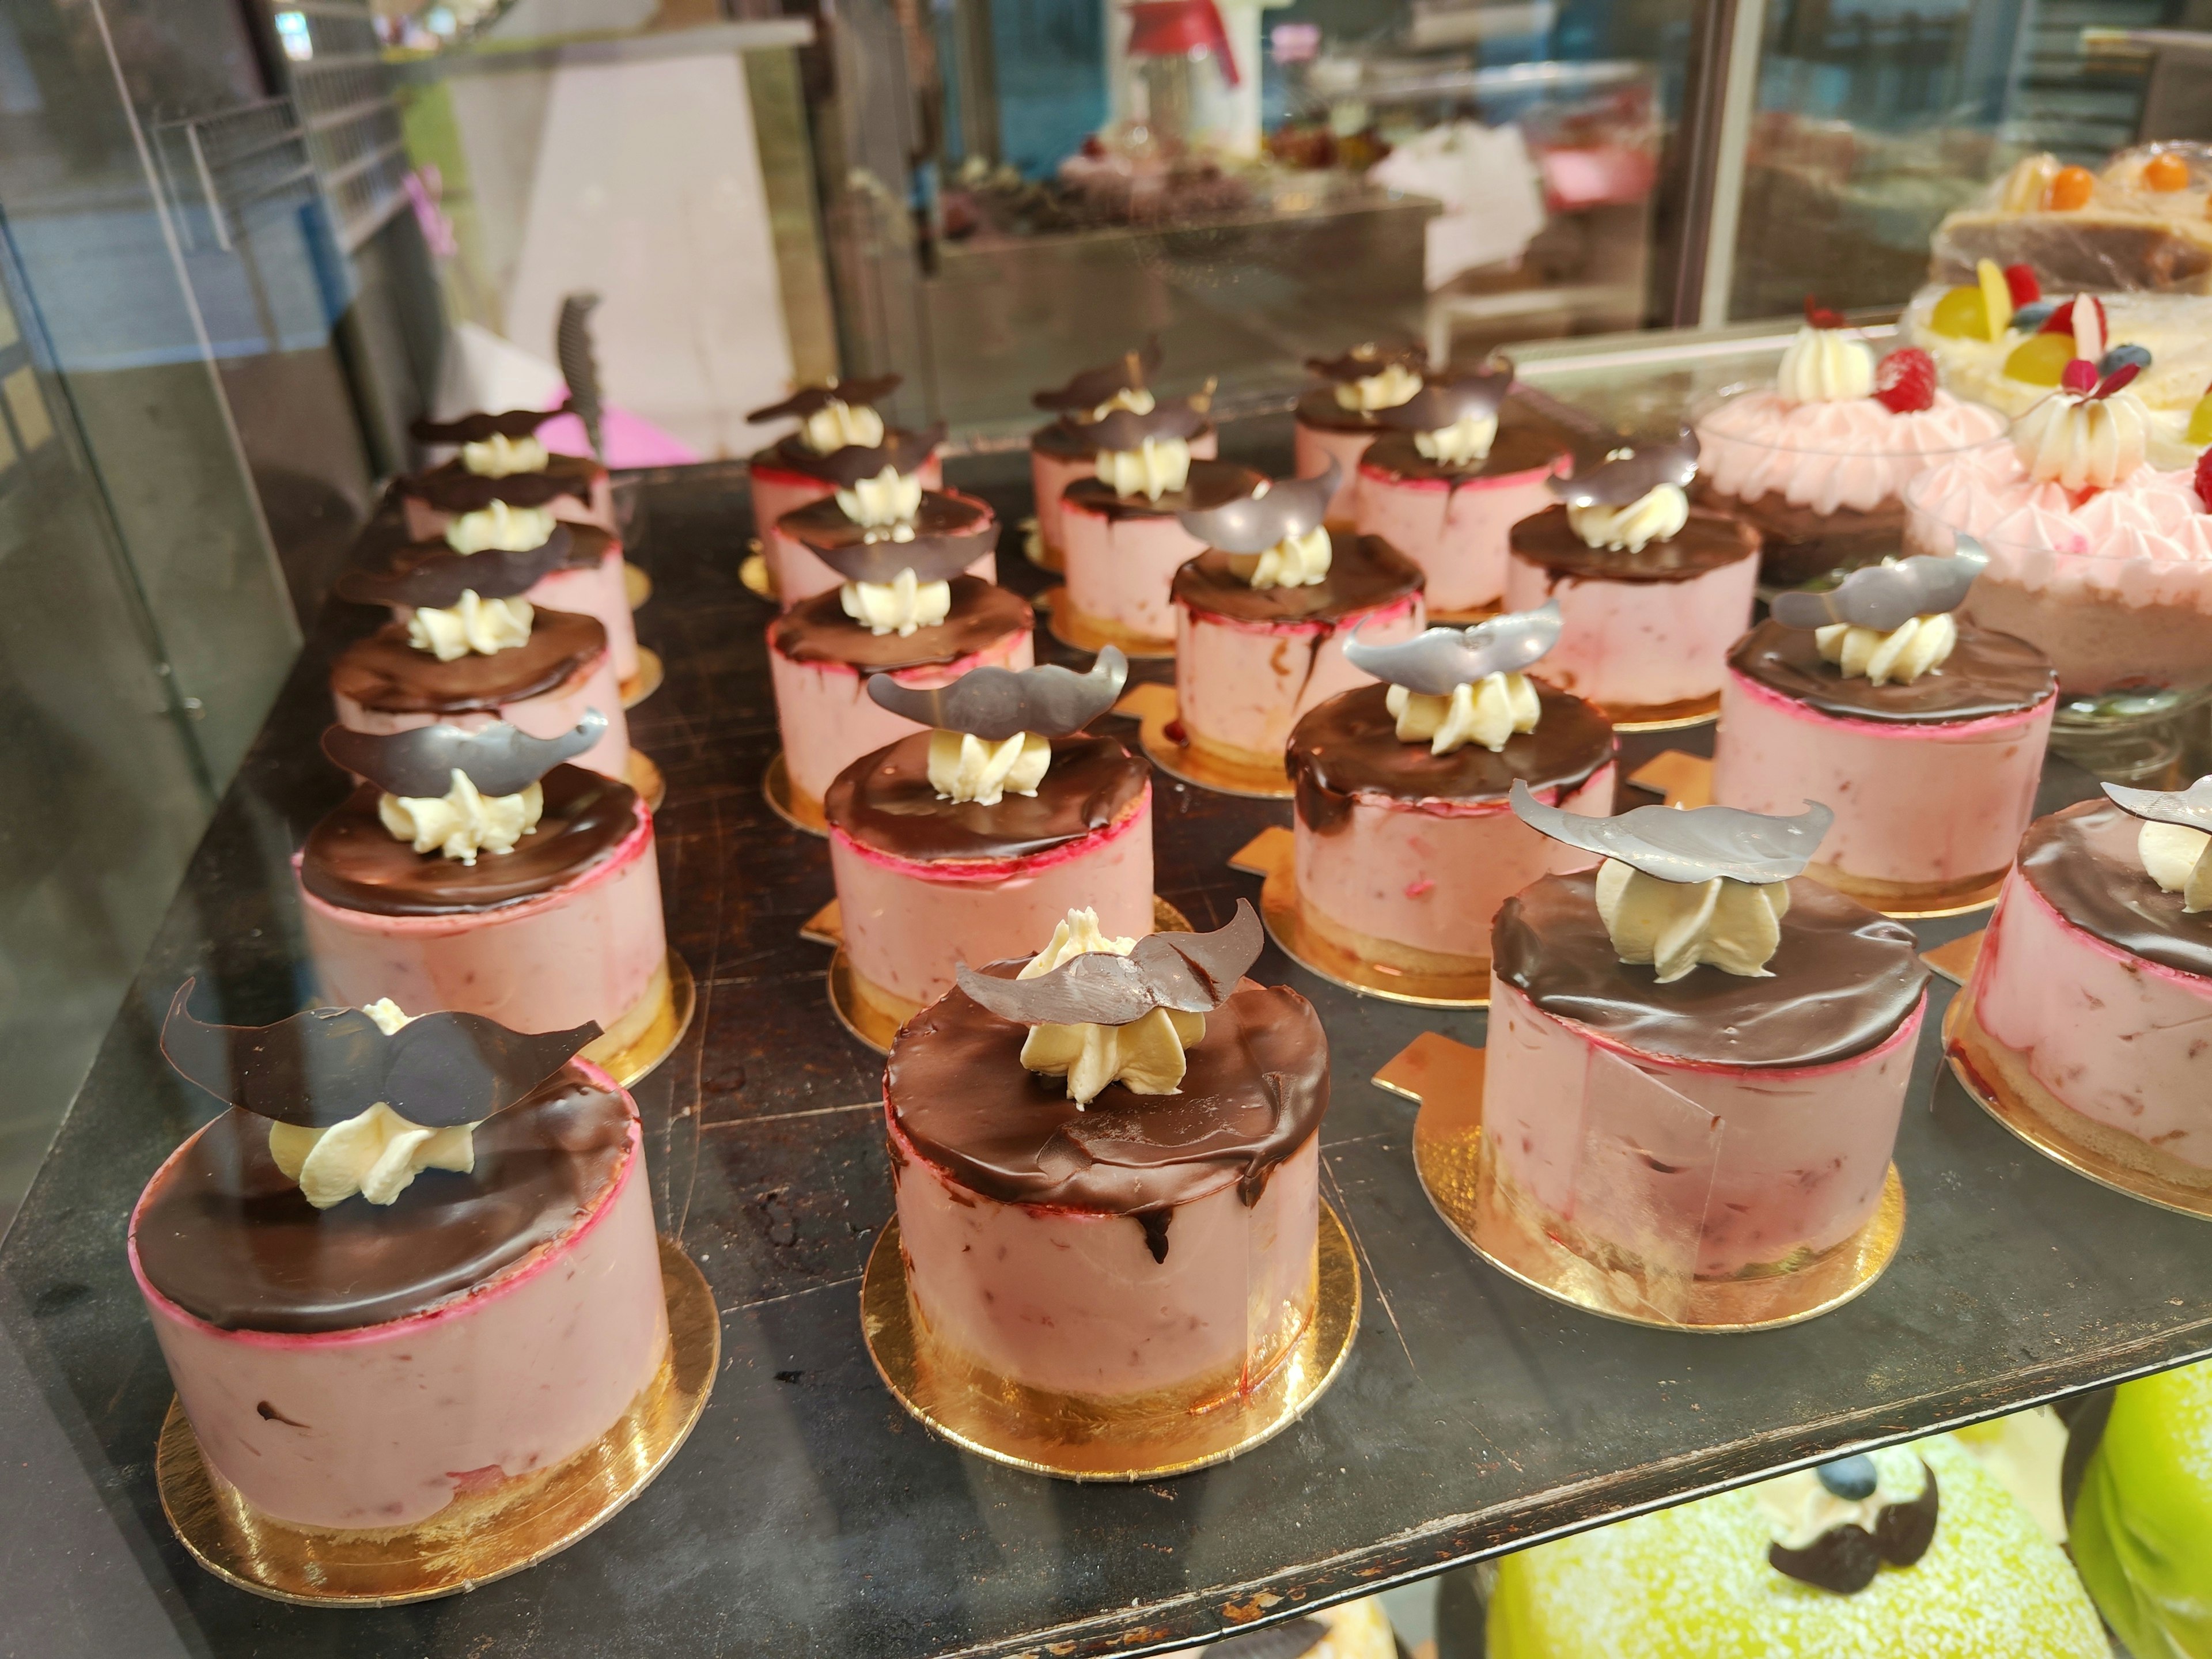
[1289,682,1615,834]
[133,1069,632,1332]
[2020,801,2212,980]
[1492,872,1928,1067]
[1509,504,1760,584]
[331,609,607,714]
[398,452,603,513]
[1729,619,2056,725]
[300,764,641,917]
[770,577,1032,672]
[887,975,1329,1214]
[826,732,1147,861]
[1171,533,1423,626]
[1359,418,1566,486]
[1135,1207,1172,1263]
[1062,459,1263,522]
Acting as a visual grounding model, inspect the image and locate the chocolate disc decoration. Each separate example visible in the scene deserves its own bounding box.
[409,408,553,446]
[956,900,1263,1029]
[866,647,1127,740]
[160,979,601,1130]
[1343,601,1562,695]
[320,711,607,799]
[1034,338,1162,412]
[1548,428,1700,509]
[337,526,574,609]
[1175,460,1339,554]
[800,422,947,487]
[1306,342,1426,383]
[1768,1461,1940,1594]
[1509,778,1832,884]
[1374,365,1513,435]
[1061,396,1210,453]
[1206,1617,1331,1659]
[1770,541,1987,632]
[2102,774,2212,832]
[746,376,902,425]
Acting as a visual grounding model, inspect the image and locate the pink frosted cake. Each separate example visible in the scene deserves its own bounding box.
[331,546,631,782]
[1295,343,1429,522]
[299,717,671,1074]
[1286,604,1616,987]
[1505,433,1761,722]
[1491,790,1928,1286]
[398,407,614,540]
[1168,459,1426,786]
[746,376,947,604]
[1955,781,2212,1194]
[132,992,669,1535]
[1715,549,2058,909]
[768,513,1033,827]
[825,652,1151,1032]
[887,902,1331,1412]
[1696,302,2005,584]
[1355,366,1571,617]
[1029,340,1218,566]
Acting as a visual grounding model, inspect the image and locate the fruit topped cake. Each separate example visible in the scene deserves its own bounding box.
[130,987,672,1537]
[398,406,613,540]
[1715,544,2058,910]
[1929,142,2212,296]
[1353,363,1571,616]
[1293,340,1428,521]
[1696,297,2004,584]
[1029,338,1218,565]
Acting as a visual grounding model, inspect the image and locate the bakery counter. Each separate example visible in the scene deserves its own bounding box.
[4,421,2211,1658]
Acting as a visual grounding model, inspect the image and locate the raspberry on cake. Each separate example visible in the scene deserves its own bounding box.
[1028,339,1218,567]
[397,406,613,540]
[1294,341,1429,521]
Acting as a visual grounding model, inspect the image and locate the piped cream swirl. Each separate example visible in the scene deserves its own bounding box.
[1387,673,1538,755]
[446,499,559,554]
[1775,324,1876,406]
[460,433,550,478]
[1016,909,1202,1108]
[834,465,924,527]
[2012,388,2152,491]
[927,729,1049,806]
[1594,859,1790,982]
[265,1001,478,1209]
[1333,363,1423,414]
[407,590,533,660]
[2141,821,2212,912]
[1414,411,1499,466]
[1231,523,1332,590]
[801,398,884,454]
[1087,387,1155,422]
[1096,437,1191,501]
[840,568,949,637]
[378,770,544,863]
[1815,612,1957,685]
[1569,483,1690,554]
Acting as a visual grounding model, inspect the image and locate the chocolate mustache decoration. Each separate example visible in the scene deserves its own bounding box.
[160,979,601,1130]
[2104,774,2212,831]
[784,495,997,585]
[1306,341,1426,382]
[866,648,1126,740]
[957,901,1263,1029]
[320,712,607,799]
[1035,338,1163,412]
[1176,459,1339,554]
[800,422,946,487]
[1062,394,1211,453]
[747,376,903,426]
[1770,541,1988,633]
[1510,779,1833,884]
[1374,364,1514,435]
[409,407,555,446]
[1548,429,1701,509]
[1344,601,1562,695]
[1768,1460,1940,1594]
[336,525,574,610]
[399,468,593,513]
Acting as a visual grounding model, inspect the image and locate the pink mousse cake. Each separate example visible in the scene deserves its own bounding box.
[132,997,668,1534]
[1294,343,1430,522]
[399,407,615,540]
[886,903,1331,1408]
[1491,790,1929,1285]
[1955,787,2212,1194]
[1029,341,1217,565]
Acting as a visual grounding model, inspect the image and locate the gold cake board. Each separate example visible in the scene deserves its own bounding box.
[1021,517,1063,573]
[619,647,665,709]
[861,1207,1359,1480]
[762,751,827,836]
[625,750,666,815]
[1943,998,2212,1222]
[1601,692,1720,733]
[623,562,652,609]
[1039,586,1175,660]
[585,950,696,1087]
[739,542,775,602]
[1230,828,1489,1009]
[1385,1033,1904,1331]
[1115,683,1297,800]
[156,1237,718,1606]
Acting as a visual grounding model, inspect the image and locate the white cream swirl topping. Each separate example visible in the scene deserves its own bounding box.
[1815,612,1957,685]
[1016,909,1202,1108]
[1414,411,1499,466]
[1568,483,1690,553]
[834,464,925,527]
[1332,362,1423,413]
[378,769,544,863]
[2140,821,2212,912]
[2012,388,2152,491]
[1387,673,1537,756]
[927,729,1050,806]
[1230,523,1332,590]
[1096,436,1191,501]
[265,1001,477,1209]
[840,567,949,637]
[1087,386,1155,422]
[407,590,533,660]
[445,499,559,554]
[1775,324,1876,406]
[801,397,885,454]
[1595,858,1790,982]
[460,433,550,478]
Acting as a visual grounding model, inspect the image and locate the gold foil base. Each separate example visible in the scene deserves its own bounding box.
[1626,749,1714,808]
[1021,517,1064,573]
[739,545,775,601]
[1426,603,1505,625]
[1395,1034,1904,1331]
[624,750,666,813]
[584,951,696,1087]
[1921,929,1984,986]
[762,751,827,836]
[1115,683,1297,800]
[861,1207,1358,1480]
[1600,691,1722,733]
[623,562,652,609]
[156,1237,718,1606]
[1040,586,1175,660]
[1944,998,2212,1221]
[619,647,665,710]
[1231,827,1488,1008]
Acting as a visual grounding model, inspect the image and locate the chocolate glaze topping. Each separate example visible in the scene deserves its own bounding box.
[887,970,1328,1214]
[1289,681,1614,835]
[1063,459,1263,521]
[1728,619,2056,725]
[755,424,942,484]
[399,452,601,513]
[1294,384,1392,434]
[2019,800,2212,980]
[1509,503,1761,585]
[331,609,607,715]
[769,577,1032,672]
[1692,477,1904,585]
[300,764,643,917]
[1032,418,1215,461]
[410,408,554,445]
[1492,872,1927,1067]
[1171,533,1423,626]
[779,489,992,554]
[1359,418,1567,486]
[827,731,1147,862]
[134,1069,632,1334]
